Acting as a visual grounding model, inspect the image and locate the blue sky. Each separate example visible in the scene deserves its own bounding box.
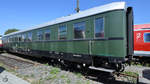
[0,0,149,35]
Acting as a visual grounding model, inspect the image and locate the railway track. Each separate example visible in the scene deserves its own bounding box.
[0,53,40,69]
[0,53,139,84]
[84,69,139,84]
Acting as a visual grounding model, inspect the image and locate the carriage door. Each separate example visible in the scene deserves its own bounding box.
[90,17,105,55]
[89,17,105,66]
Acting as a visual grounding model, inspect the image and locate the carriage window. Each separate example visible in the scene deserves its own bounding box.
[6,37,9,43]
[37,30,43,41]
[144,33,150,42]
[18,35,20,42]
[18,35,22,42]
[27,32,32,42]
[45,29,51,40]
[22,34,27,42]
[11,36,14,42]
[13,36,15,42]
[9,37,11,43]
[24,34,28,42]
[16,36,18,42]
[22,34,24,42]
[14,36,16,42]
[95,18,104,38]
[58,25,67,40]
[10,37,12,42]
[16,35,19,42]
[74,21,85,39]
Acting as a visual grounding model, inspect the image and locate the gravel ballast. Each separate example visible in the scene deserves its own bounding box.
[1,53,150,84]
[17,65,100,84]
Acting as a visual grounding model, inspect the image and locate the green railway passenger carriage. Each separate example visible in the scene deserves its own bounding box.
[2,2,134,72]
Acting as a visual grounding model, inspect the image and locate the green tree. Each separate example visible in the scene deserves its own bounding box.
[4,29,19,35]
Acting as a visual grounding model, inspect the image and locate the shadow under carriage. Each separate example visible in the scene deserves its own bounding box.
[0,67,5,73]
[143,69,150,80]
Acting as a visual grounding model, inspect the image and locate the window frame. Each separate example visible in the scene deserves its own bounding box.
[94,17,105,39]
[27,32,32,42]
[44,29,51,41]
[24,33,28,42]
[58,24,67,40]
[37,30,43,41]
[144,32,150,43]
[12,36,14,42]
[8,37,11,43]
[16,35,19,42]
[73,21,86,39]
[21,33,26,42]
[18,35,21,42]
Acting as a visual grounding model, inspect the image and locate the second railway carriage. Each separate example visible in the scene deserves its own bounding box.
[134,24,150,57]
[2,2,134,72]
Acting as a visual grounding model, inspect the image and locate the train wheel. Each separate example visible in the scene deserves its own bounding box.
[116,63,125,72]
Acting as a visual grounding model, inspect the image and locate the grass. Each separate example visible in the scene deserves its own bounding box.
[130,61,142,66]
[74,72,82,78]
[66,78,71,84]
[76,80,82,84]
[86,80,90,84]
[46,74,57,80]
[24,75,30,78]
[0,62,4,66]
[130,61,150,67]
[30,74,35,78]
[60,75,66,79]
[31,80,44,84]
[145,63,150,67]
[45,67,61,81]
[120,71,139,84]
[44,63,49,66]
[23,76,28,81]
[50,67,60,75]
[122,71,139,78]
[45,75,52,80]
[60,75,71,84]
